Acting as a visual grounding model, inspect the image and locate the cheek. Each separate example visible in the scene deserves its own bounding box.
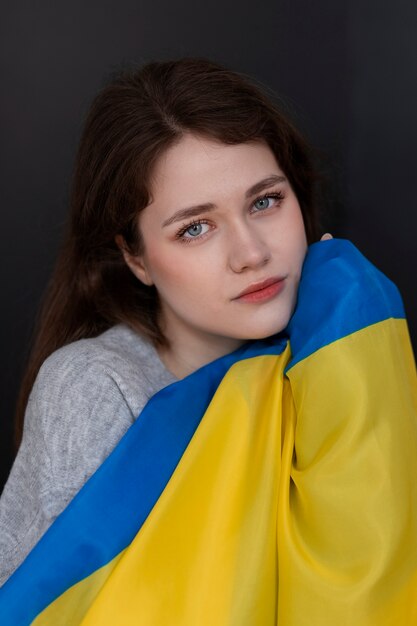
[267,206,307,269]
[146,250,186,288]
[295,232,308,269]
[144,244,218,300]
[287,207,308,264]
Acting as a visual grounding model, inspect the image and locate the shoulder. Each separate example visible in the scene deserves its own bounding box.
[0,325,175,583]
[26,324,175,488]
[33,324,175,419]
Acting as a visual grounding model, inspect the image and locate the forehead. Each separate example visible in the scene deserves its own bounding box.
[149,134,282,203]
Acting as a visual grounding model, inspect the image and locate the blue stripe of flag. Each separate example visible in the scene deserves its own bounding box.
[285,239,405,371]
[0,335,287,624]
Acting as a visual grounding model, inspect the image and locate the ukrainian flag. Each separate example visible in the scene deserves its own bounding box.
[1,240,416,625]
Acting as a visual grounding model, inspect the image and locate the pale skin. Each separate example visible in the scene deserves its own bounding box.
[119,134,332,379]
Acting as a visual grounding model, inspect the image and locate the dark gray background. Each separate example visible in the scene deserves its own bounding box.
[1,0,416,490]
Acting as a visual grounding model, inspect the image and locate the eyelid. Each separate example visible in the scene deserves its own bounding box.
[175,218,212,242]
[250,190,285,211]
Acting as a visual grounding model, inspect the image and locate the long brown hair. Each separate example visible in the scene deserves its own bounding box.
[15,57,321,445]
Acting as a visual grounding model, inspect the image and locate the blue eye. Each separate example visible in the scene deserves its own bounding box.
[252,192,285,213]
[185,223,204,237]
[253,196,275,211]
[176,220,211,241]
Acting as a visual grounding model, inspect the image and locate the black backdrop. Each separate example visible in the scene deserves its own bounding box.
[1,0,416,491]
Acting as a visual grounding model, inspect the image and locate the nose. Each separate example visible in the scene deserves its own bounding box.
[227,221,271,273]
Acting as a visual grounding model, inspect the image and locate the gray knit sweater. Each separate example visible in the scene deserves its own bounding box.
[0,324,177,586]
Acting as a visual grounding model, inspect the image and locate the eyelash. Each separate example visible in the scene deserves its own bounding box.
[175,191,285,243]
[175,218,207,243]
[251,191,285,213]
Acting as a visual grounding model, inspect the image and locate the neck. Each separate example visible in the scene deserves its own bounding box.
[157,326,244,380]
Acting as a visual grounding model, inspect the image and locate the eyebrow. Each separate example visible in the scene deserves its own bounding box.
[161,174,287,227]
[245,174,286,199]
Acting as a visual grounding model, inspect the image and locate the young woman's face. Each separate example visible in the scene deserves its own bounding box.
[124,134,308,362]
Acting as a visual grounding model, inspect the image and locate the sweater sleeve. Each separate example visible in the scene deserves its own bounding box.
[0,344,137,587]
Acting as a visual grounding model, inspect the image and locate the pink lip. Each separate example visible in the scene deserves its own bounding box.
[234,277,286,303]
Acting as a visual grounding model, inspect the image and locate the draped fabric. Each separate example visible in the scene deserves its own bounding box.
[1,239,416,625]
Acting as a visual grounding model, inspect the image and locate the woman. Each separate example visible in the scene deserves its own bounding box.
[0,58,416,624]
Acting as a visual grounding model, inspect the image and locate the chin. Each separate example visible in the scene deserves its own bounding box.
[234,316,292,341]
